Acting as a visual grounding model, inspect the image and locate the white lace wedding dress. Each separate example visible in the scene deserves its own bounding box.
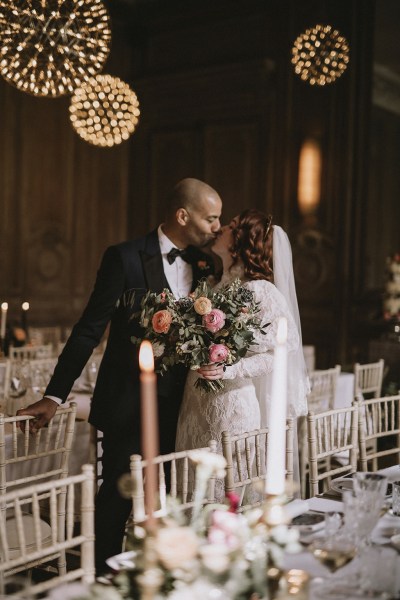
[175,275,302,502]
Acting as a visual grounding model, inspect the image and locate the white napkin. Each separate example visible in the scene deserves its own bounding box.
[307,497,343,513]
[285,499,310,520]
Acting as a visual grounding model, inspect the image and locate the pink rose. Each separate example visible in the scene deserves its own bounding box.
[152,309,173,334]
[202,309,225,333]
[208,510,241,550]
[209,343,229,363]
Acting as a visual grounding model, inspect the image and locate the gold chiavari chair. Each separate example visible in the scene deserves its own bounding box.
[0,403,77,579]
[300,365,341,498]
[354,359,385,400]
[357,393,400,471]
[0,465,95,598]
[307,405,358,497]
[222,419,294,509]
[130,441,218,523]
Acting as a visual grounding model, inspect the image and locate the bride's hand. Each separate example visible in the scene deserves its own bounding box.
[197,363,225,380]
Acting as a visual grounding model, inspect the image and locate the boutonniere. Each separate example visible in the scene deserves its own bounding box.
[197,260,211,271]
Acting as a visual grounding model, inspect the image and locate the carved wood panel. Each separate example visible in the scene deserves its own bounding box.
[0,76,131,326]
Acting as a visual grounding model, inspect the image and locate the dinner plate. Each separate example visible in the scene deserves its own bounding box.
[330,477,354,493]
[291,512,325,532]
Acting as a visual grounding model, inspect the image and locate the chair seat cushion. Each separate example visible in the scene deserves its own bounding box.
[6,515,52,555]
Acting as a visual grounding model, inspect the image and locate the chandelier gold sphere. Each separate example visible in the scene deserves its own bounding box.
[291,24,350,86]
[0,0,111,97]
[69,74,140,147]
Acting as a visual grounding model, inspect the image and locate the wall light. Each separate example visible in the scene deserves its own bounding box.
[297,139,322,218]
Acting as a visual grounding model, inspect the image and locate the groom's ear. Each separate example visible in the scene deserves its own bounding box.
[176,208,188,226]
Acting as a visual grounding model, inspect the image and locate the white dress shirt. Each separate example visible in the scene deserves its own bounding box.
[158,225,193,299]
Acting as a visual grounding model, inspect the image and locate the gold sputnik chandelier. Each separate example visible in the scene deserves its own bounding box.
[291,24,350,86]
[69,74,140,147]
[0,0,111,97]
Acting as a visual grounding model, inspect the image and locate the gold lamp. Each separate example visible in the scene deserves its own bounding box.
[69,74,140,147]
[291,24,350,86]
[0,0,111,97]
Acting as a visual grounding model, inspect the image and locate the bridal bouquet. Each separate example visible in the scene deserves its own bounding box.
[131,278,269,392]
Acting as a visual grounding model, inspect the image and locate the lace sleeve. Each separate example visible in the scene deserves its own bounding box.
[222,280,299,380]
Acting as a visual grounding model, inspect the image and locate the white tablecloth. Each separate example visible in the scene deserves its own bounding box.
[334,372,355,409]
[283,467,400,599]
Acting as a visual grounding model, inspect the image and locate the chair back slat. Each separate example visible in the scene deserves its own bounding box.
[9,344,54,361]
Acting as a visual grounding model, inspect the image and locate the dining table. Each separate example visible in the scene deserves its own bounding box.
[283,465,400,599]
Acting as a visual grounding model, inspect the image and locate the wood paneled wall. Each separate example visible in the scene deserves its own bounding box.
[2,0,391,369]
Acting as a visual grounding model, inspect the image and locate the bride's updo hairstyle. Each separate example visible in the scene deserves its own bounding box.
[229,209,274,282]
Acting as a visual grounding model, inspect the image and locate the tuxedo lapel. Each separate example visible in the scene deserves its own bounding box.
[139,231,169,293]
[189,247,214,290]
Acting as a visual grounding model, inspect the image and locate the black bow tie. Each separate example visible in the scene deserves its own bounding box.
[166,247,190,264]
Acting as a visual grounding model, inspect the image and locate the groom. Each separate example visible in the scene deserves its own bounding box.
[17,178,222,573]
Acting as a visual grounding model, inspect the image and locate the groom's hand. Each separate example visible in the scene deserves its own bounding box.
[16,397,58,433]
[197,364,225,380]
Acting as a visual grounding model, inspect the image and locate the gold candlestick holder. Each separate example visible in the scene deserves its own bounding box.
[136,531,164,600]
[260,486,302,600]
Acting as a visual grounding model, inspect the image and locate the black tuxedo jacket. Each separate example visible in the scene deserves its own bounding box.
[45,229,213,442]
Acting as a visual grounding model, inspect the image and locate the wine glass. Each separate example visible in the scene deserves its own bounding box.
[351,472,388,548]
[309,536,357,599]
[310,538,356,573]
[30,367,47,397]
[7,361,28,414]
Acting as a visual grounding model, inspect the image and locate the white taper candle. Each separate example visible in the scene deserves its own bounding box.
[265,316,288,495]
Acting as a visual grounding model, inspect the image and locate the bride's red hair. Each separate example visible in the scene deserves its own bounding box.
[229,209,274,282]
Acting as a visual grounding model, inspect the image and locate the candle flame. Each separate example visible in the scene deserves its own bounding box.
[277,317,287,344]
[139,340,154,372]
[1,302,8,310]
[22,302,30,311]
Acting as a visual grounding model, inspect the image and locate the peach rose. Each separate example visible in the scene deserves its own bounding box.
[202,309,225,333]
[209,343,229,363]
[151,309,173,334]
[193,296,212,315]
[156,526,199,569]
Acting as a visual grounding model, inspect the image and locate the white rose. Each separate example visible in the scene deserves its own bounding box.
[156,526,199,570]
[189,450,227,478]
[151,341,165,357]
[199,543,231,574]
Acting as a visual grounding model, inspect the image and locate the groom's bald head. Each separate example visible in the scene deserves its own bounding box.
[162,178,222,248]
[165,178,221,216]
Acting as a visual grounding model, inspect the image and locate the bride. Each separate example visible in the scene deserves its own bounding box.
[175,209,309,500]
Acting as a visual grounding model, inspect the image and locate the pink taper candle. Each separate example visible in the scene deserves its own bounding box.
[139,340,159,531]
[265,317,288,495]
